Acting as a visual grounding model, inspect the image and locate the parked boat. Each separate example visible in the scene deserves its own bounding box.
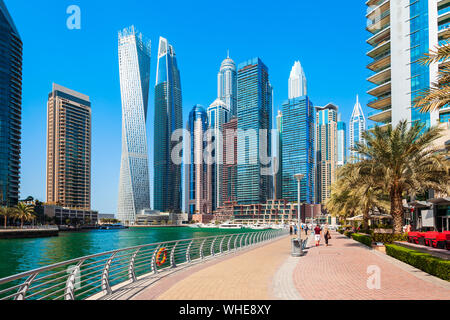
[219,223,243,230]
[99,223,128,230]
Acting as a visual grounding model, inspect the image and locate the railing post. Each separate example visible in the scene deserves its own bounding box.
[170,242,179,268]
[101,253,117,296]
[199,239,207,260]
[219,236,226,254]
[239,233,244,249]
[210,237,218,256]
[129,248,141,282]
[186,240,193,263]
[151,245,161,274]
[227,235,233,253]
[15,273,38,300]
[234,234,239,251]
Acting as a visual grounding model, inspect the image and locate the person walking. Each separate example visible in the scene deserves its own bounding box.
[289,225,293,235]
[314,224,322,246]
[324,226,331,247]
[305,225,309,236]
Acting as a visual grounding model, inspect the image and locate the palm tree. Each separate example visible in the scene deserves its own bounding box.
[414,29,450,113]
[354,121,449,234]
[0,206,13,228]
[14,203,35,229]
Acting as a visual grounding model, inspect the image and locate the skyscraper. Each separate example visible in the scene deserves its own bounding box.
[349,95,366,162]
[218,53,237,116]
[47,84,91,209]
[237,58,272,205]
[207,99,230,209]
[337,114,347,167]
[117,26,151,224]
[154,37,183,213]
[288,61,307,99]
[222,116,238,204]
[274,111,283,200]
[0,0,22,206]
[281,96,315,204]
[315,104,338,205]
[366,0,446,130]
[186,105,210,215]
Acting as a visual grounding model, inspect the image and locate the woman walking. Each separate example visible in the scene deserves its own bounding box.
[324,226,331,247]
[314,224,322,246]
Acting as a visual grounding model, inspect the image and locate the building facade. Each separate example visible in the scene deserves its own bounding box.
[315,104,338,204]
[349,96,366,162]
[281,96,315,204]
[218,54,237,116]
[337,113,347,167]
[154,37,183,213]
[117,26,151,224]
[237,58,273,205]
[366,0,446,130]
[0,0,22,206]
[275,111,283,200]
[222,116,238,204]
[288,61,307,99]
[207,99,230,209]
[186,105,211,215]
[46,84,91,210]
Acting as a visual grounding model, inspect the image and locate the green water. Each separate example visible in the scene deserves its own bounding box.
[0,227,253,279]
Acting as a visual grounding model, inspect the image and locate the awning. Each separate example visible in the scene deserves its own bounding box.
[408,200,433,208]
[428,197,450,205]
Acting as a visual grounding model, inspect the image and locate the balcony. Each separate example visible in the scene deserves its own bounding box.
[367,80,391,97]
[367,51,391,73]
[366,0,390,20]
[368,108,392,123]
[367,12,390,35]
[367,67,391,86]
[367,26,390,47]
[367,94,391,110]
[367,40,390,58]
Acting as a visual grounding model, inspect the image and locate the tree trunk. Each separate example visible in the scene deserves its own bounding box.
[363,207,370,232]
[391,186,404,234]
[21,218,24,229]
[3,216,6,228]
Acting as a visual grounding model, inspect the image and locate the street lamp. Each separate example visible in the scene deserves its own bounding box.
[294,174,304,241]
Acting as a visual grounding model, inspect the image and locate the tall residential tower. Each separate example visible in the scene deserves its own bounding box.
[117,26,151,224]
[349,96,366,162]
[0,0,22,206]
[218,54,237,116]
[154,37,183,213]
[47,84,91,209]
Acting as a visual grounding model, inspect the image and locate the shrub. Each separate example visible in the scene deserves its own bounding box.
[344,230,353,238]
[373,233,407,244]
[385,244,450,281]
[352,233,373,247]
[337,228,344,234]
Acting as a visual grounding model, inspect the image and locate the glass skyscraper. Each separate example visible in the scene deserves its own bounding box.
[0,0,22,206]
[288,61,307,99]
[337,114,347,167]
[154,37,183,213]
[207,99,230,209]
[218,54,237,116]
[117,26,151,224]
[186,105,210,215]
[237,58,272,205]
[349,96,366,162]
[281,96,315,204]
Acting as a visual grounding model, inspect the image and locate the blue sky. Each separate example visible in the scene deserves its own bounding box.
[6,0,371,214]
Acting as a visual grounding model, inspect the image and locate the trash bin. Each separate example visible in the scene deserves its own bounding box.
[291,238,303,257]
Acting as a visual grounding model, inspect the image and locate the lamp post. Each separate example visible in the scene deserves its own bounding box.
[294,174,304,241]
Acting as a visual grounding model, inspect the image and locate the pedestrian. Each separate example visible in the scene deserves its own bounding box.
[305,225,309,236]
[289,225,293,235]
[324,226,331,247]
[314,224,322,246]
[294,225,297,235]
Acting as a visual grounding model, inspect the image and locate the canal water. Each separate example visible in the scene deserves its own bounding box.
[0,227,253,279]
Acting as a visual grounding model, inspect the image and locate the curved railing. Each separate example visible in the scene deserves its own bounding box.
[0,229,288,300]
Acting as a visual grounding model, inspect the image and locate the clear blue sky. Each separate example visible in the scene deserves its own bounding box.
[6,0,372,214]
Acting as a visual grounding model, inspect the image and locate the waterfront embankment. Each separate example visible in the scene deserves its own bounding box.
[0,227,59,239]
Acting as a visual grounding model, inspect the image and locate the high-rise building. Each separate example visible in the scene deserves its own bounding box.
[222,116,238,204]
[288,61,307,99]
[186,105,210,215]
[0,0,22,206]
[274,111,283,200]
[117,26,151,224]
[281,96,315,204]
[315,104,338,204]
[237,58,273,205]
[46,84,91,210]
[218,53,237,116]
[337,114,347,167]
[366,0,446,130]
[207,99,230,209]
[154,37,183,213]
[349,95,366,162]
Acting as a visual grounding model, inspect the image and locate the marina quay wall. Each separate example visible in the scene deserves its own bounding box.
[0,227,59,239]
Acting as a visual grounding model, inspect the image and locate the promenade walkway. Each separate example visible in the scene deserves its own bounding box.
[126,231,450,300]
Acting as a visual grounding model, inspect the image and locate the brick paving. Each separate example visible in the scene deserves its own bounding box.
[127,231,450,301]
[293,232,450,300]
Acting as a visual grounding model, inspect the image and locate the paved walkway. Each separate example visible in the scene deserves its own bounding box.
[128,232,450,300]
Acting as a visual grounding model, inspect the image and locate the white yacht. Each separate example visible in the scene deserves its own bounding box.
[249,224,270,230]
[219,222,243,230]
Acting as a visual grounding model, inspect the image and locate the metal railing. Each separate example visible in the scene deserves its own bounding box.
[0,229,288,300]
